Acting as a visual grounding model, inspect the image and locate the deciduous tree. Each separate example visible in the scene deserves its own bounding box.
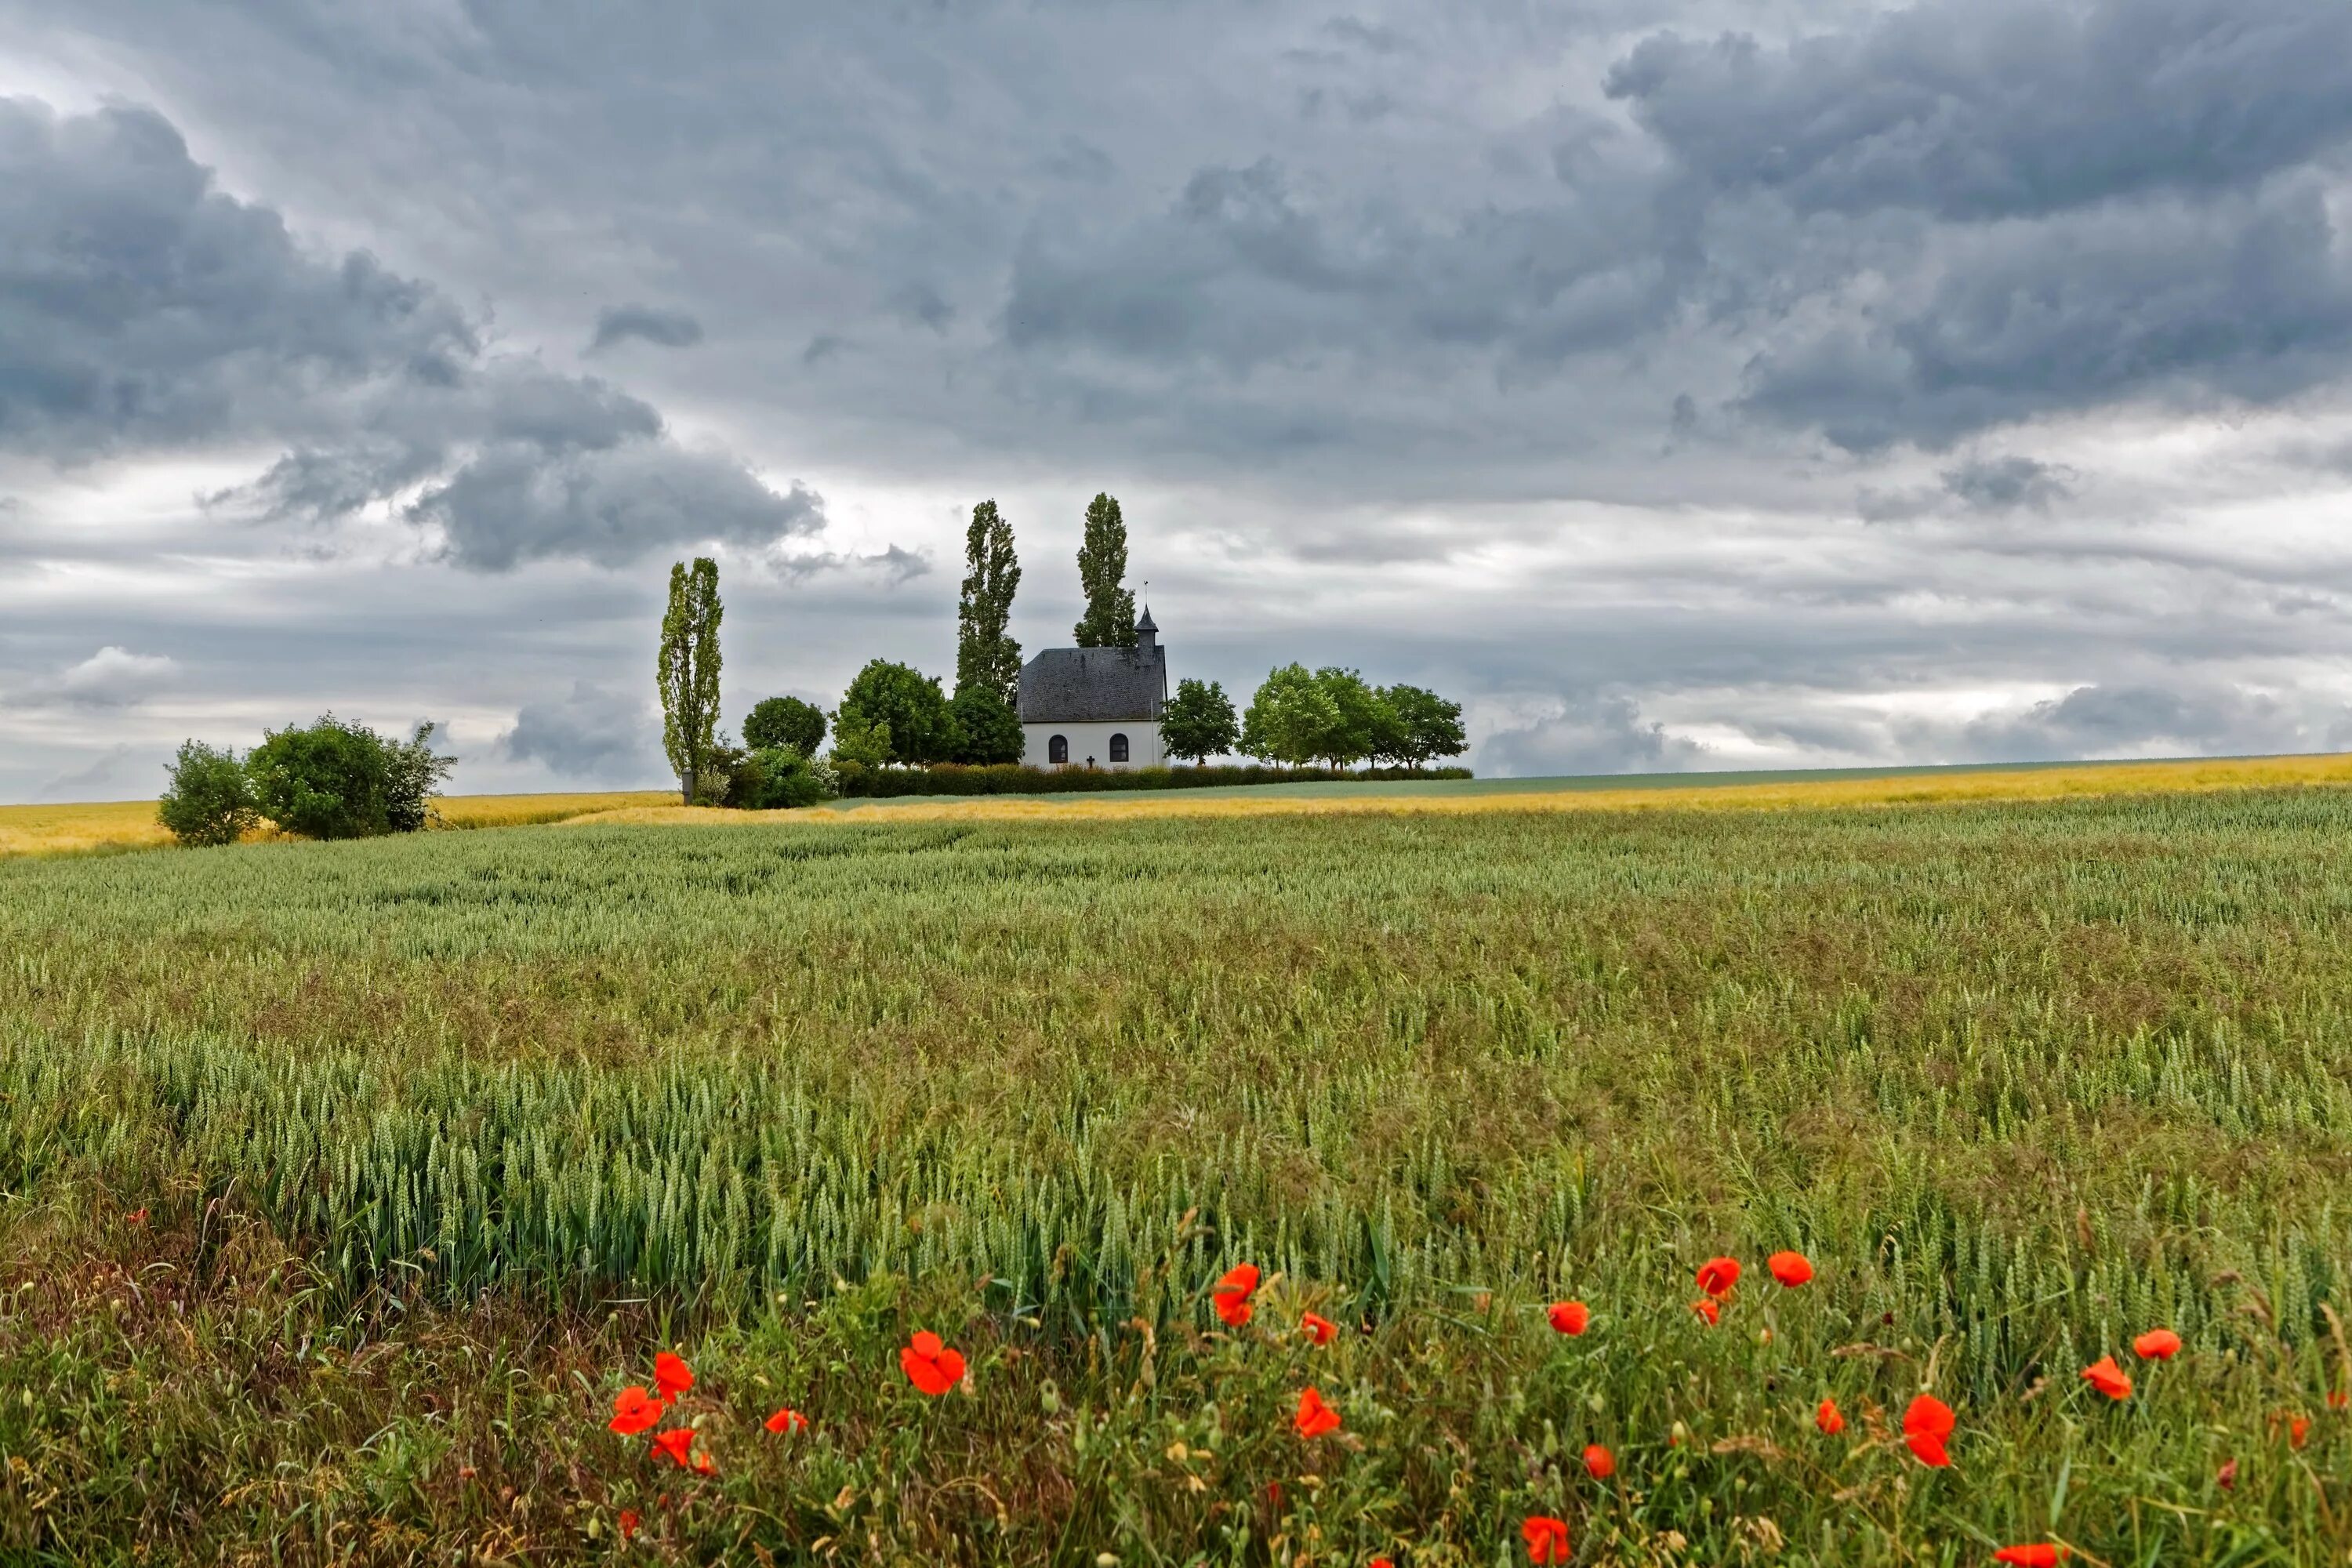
[955,500,1024,704]
[1240,663,1341,768]
[840,659,956,764]
[743,695,826,757]
[1384,684,1467,768]
[158,740,257,847]
[1072,492,1137,648]
[1160,677,1240,764]
[657,557,724,804]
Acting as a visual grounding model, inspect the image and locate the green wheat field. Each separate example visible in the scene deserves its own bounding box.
[2,785,2349,1563]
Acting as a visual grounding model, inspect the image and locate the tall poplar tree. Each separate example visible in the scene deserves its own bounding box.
[657,556,724,804]
[1072,492,1138,648]
[955,499,1023,704]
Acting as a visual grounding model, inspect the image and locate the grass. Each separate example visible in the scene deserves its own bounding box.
[1,780,2348,1561]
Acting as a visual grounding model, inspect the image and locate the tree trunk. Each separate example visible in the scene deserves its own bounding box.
[681,768,695,806]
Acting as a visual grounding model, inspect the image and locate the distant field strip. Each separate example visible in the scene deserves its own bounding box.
[564,751,2352,829]
[0,789,677,857]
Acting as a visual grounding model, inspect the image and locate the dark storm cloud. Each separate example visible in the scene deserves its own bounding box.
[2,96,829,569]
[1604,0,2352,221]
[586,303,705,353]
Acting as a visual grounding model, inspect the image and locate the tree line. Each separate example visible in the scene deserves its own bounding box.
[155,489,1466,844]
[662,490,1465,807]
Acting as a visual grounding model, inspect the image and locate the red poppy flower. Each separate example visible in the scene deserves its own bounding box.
[1213,1264,1261,1328]
[900,1330,966,1396]
[2290,1415,2310,1449]
[1993,1545,2068,1566]
[1548,1300,1590,1335]
[1816,1397,1844,1436]
[2080,1356,2132,1401]
[2131,1328,2181,1361]
[650,1428,695,1468]
[1695,1257,1740,1298]
[2329,1390,2348,1411]
[1766,1250,1813,1287]
[653,1351,693,1401]
[125,1208,149,1226]
[764,1406,809,1435]
[691,1450,717,1475]
[1301,1312,1338,1346]
[1690,1298,1720,1326]
[608,1385,666,1436]
[1294,1387,1341,1439]
[1902,1393,1955,1467]
[2216,1458,2238,1490]
[1522,1515,1571,1566]
[1370,1559,1394,1568]
[618,1509,641,1543]
[1583,1442,1615,1479]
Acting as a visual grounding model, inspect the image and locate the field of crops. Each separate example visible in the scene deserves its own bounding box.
[2,785,2349,1563]
[0,789,679,858]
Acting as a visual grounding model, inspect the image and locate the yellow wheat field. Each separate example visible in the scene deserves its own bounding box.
[10,758,2352,856]
[0,791,677,858]
[562,752,2352,829]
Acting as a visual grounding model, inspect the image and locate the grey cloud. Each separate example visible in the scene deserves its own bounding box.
[499,681,660,780]
[4,646,182,709]
[410,444,825,572]
[863,544,931,586]
[37,745,140,800]
[586,303,705,353]
[7,96,823,569]
[1003,156,1671,376]
[1742,184,2352,449]
[1606,0,2352,221]
[0,98,474,461]
[1951,680,2330,761]
[1942,456,2074,513]
[1479,693,1711,778]
[886,282,954,334]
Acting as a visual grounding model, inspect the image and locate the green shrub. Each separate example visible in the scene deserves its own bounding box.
[739,746,834,808]
[246,717,454,839]
[157,741,258,847]
[837,761,1472,797]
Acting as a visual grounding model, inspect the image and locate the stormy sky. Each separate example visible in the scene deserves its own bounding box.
[4,0,2351,800]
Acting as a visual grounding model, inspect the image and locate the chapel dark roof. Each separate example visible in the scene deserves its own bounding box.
[1018,643,1166,724]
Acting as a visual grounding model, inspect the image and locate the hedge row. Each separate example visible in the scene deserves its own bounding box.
[833,763,1473,798]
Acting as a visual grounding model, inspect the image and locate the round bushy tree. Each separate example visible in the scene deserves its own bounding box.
[949,686,1024,765]
[839,660,956,765]
[158,740,258,847]
[1160,677,1240,764]
[743,695,826,757]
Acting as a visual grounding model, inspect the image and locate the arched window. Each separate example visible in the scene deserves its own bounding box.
[1048,734,1069,764]
[1109,732,1130,763]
